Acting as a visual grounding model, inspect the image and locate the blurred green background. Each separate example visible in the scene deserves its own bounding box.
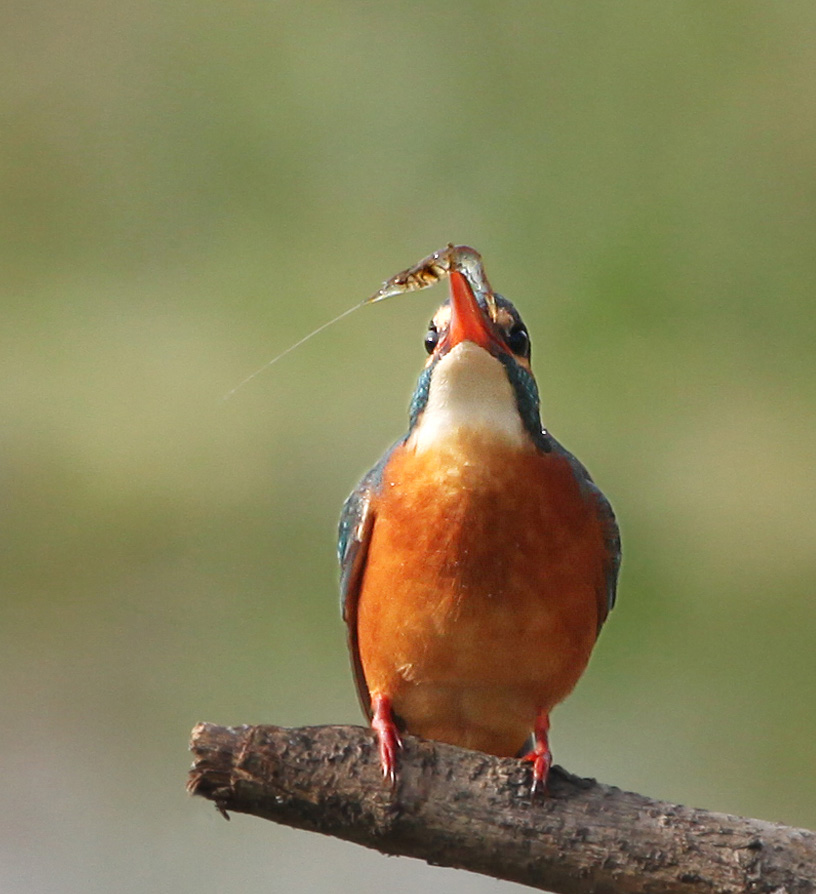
[3,3,815,892]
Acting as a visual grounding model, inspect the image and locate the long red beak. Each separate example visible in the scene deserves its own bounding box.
[447,271,503,351]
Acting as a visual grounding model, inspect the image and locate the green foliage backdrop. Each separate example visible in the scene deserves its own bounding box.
[2,4,814,892]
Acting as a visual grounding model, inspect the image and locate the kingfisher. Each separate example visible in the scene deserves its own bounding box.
[338,245,620,792]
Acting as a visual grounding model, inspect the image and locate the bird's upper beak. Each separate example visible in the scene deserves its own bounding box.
[447,270,504,352]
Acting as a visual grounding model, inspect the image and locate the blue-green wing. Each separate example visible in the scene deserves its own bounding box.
[548,435,621,625]
[338,444,403,719]
[338,477,374,719]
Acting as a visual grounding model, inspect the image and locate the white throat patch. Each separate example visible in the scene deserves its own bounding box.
[408,342,526,453]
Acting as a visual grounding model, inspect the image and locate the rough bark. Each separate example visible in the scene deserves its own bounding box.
[188,722,815,894]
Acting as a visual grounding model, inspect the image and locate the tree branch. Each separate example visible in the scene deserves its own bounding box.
[187,722,815,894]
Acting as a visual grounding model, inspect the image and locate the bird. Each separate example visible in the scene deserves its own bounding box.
[338,245,620,792]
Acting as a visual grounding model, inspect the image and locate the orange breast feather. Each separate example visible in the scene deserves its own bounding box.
[355,432,609,757]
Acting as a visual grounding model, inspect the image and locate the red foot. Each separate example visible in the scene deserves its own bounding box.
[522,712,552,795]
[371,694,402,785]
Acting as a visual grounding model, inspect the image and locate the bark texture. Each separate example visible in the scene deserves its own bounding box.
[188,722,815,894]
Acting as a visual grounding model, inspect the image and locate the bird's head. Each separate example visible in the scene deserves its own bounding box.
[405,250,548,453]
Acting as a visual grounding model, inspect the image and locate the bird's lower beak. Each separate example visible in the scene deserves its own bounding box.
[447,271,503,352]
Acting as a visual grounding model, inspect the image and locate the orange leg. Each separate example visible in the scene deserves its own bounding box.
[371,694,402,785]
[522,712,552,795]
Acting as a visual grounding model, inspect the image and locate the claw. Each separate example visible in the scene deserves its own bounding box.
[371,694,402,785]
[522,712,552,796]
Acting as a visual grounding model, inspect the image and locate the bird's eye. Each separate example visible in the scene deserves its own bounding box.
[424,326,439,354]
[506,324,530,357]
